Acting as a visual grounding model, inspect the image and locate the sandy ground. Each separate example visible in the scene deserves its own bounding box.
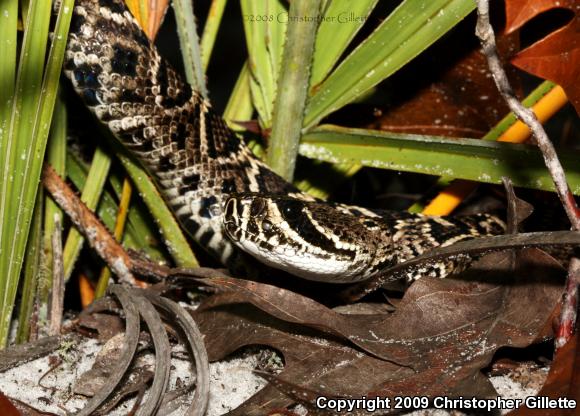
[0,332,548,415]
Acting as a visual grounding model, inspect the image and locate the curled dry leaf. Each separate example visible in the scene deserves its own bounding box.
[191,248,564,414]
[505,0,580,113]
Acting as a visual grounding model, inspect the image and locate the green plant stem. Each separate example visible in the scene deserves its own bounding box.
[266,0,322,181]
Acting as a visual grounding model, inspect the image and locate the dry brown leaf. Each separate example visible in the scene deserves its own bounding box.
[192,249,564,414]
[74,333,126,397]
[505,0,580,113]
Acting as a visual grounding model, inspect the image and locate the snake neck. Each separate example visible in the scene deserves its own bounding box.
[64,0,506,283]
[64,0,295,267]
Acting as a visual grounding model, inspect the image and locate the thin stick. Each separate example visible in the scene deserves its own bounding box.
[556,259,580,350]
[475,0,580,350]
[42,165,137,285]
[48,215,64,336]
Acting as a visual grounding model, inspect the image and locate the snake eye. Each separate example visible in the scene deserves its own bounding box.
[280,200,301,220]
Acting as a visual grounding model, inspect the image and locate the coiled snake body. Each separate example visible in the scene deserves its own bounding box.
[64,0,505,283]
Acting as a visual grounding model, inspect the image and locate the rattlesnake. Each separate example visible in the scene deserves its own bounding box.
[64,0,505,283]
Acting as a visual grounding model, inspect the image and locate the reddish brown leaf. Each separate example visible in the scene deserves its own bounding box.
[509,332,580,415]
[0,392,20,416]
[0,392,57,416]
[369,16,521,138]
[505,0,580,113]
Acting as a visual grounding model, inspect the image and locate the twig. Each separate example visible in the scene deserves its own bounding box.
[48,215,64,336]
[0,334,78,372]
[475,0,580,350]
[556,258,580,350]
[42,164,137,285]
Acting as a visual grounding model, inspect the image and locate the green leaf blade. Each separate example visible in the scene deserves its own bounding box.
[304,0,476,129]
[310,0,379,87]
[301,125,580,195]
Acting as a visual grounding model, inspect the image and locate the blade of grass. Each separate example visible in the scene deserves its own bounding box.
[240,0,287,126]
[0,2,18,328]
[66,152,166,262]
[0,0,17,153]
[304,0,476,129]
[15,190,43,344]
[295,161,361,199]
[267,0,323,180]
[300,125,580,195]
[223,62,268,159]
[95,178,133,299]
[223,62,253,127]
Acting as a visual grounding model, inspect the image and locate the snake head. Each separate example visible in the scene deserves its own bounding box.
[223,193,380,283]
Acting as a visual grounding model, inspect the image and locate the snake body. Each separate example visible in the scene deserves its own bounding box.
[64,0,505,283]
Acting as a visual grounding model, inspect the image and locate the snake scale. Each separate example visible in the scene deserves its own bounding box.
[64,0,506,283]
